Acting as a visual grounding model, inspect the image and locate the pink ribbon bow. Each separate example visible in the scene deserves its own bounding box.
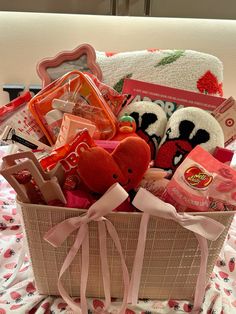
[129,188,225,313]
[44,183,130,314]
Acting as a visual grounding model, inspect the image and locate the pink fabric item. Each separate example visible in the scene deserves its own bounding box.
[64,189,93,209]
[130,188,225,313]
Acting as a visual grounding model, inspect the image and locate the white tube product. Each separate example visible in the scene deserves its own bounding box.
[0,126,52,152]
[52,99,75,113]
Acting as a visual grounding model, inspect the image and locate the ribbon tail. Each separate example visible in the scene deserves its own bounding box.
[98,221,111,310]
[105,220,130,314]
[57,225,87,313]
[80,224,89,314]
[192,234,208,313]
[128,212,150,305]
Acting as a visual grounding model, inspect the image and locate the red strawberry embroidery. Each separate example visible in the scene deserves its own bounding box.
[3,215,14,223]
[147,48,159,52]
[3,248,15,258]
[26,282,36,296]
[219,271,230,282]
[93,299,104,310]
[57,302,67,311]
[105,52,117,57]
[183,303,193,312]
[229,257,235,272]
[10,291,22,302]
[197,71,223,96]
[168,299,179,310]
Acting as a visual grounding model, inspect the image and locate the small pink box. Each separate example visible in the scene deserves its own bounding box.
[55,113,96,147]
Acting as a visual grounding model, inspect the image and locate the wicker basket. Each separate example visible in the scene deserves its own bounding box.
[19,200,234,301]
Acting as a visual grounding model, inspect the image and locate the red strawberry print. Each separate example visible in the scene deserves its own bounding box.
[12,208,17,215]
[20,265,29,272]
[183,303,193,312]
[3,273,12,281]
[215,283,221,291]
[26,282,36,296]
[41,302,50,309]
[197,71,223,96]
[3,248,15,258]
[105,52,117,57]
[5,262,17,269]
[3,215,14,223]
[57,302,67,311]
[10,225,20,231]
[15,233,23,242]
[0,223,7,231]
[10,304,22,310]
[216,259,226,267]
[93,299,104,309]
[10,291,22,302]
[28,306,38,314]
[0,309,6,314]
[168,299,179,310]
[125,309,135,314]
[229,257,235,272]
[224,288,232,296]
[219,271,229,282]
[207,309,216,314]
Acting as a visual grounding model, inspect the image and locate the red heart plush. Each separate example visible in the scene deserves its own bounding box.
[77,137,151,194]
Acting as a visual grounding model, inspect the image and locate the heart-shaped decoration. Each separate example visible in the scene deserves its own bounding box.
[77,137,151,194]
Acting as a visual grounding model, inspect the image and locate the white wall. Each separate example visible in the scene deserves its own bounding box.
[0,0,236,19]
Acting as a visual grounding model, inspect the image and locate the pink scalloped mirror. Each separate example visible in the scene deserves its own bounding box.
[37,43,103,87]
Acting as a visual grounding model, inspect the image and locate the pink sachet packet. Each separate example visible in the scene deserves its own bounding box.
[164,145,236,212]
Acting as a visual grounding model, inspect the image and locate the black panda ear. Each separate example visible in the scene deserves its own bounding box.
[129,112,140,127]
[178,120,195,139]
[141,113,158,130]
[190,129,210,147]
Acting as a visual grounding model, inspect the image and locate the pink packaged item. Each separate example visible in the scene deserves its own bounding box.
[55,111,96,148]
[164,145,236,212]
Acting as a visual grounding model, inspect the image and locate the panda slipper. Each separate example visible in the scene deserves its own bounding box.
[155,107,224,174]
